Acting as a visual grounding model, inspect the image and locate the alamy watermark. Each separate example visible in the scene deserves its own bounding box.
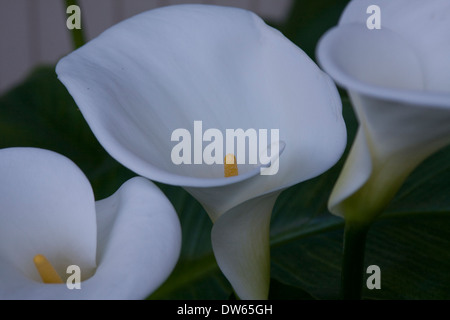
[66,5,81,30]
[170,121,281,176]
[366,265,381,290]
[366,5,381,30]
[66,264,81,289]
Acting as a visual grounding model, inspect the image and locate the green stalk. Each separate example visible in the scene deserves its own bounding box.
[341,222,370,300]
[65,0,86,49]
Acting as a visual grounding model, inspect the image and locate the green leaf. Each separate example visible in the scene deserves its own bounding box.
[268,278,315,300]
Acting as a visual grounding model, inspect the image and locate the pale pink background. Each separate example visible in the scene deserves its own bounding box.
[0,0,293,94]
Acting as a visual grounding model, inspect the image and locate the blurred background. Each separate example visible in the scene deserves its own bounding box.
[0,0,294,94]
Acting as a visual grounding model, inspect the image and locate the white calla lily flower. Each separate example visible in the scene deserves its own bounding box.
[56,4,347,299]
[0,147,181,300]
[317,0,450,223]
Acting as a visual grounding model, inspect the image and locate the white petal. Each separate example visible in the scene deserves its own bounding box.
[56,4,347,190]
[57,4,347,300]
[338,0,450,93]
[317,25,425,93]
[211,192,280,300]
[327,128,372,219]
[317,6,450,221]
[0,177,181,300]
[329,91,450,221]
[81,177,181,299]
[0,258,58,300]
[0,148,97,284]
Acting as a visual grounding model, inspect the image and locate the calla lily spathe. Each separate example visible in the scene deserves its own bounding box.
[0,147,181,300]
[56,4,347,299]
[317,0,450,223]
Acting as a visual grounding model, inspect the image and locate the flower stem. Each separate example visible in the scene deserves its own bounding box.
[341,222,370,300]
[65,0,86,49]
